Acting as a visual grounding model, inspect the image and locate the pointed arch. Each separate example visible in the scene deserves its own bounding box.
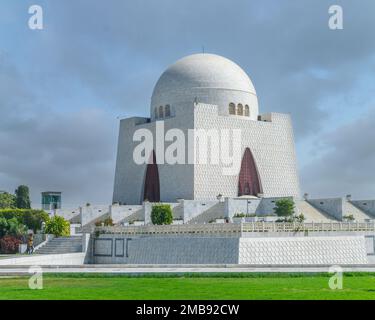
[143,150,160,202]
[238,148,263,197]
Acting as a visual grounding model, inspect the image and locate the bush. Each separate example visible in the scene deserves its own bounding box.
[274,199,295,219]
[44,216,70,237]
[0,235,22,254]
[0,217,27,238]
[343,214,355,221]
[295,213,305,223]
[0,217,9,238]
[104,217,114,226]
[6,217,27,237]
[151,204,173,225]
[233,213,256,218]
[0,209,49,232]
[95,217,114,227]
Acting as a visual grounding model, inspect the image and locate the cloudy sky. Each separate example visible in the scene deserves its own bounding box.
[0,0,374,207]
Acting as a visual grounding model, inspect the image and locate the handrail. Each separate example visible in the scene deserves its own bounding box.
[95,221,375,235]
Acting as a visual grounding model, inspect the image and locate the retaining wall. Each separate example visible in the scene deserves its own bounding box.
[92,233,370,265]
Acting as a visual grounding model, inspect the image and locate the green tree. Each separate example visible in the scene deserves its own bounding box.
[44,215,70,237]
[274,199,295,220]
[151,204,173,225]
[15,185,31,209]
[0,192,16,209]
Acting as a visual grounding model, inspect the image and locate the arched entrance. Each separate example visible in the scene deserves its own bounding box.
[143,150,160,202]
[238,148,263,197]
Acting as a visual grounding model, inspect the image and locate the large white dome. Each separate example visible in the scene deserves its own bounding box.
[151,53,259,120]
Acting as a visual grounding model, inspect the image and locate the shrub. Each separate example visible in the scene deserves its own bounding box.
[95,217,114,227]
[0,235,22,254]
[44,216,70,237]
[0,209,49,232]
[343,214,355,221]
[103,217,114,226]
[151,204,173,225]
[294,213,305,223]
[0,217,8,238]
[274,199,295,219]
[233,213,256,218]
[0,217,27,237]
[6,217,27,237]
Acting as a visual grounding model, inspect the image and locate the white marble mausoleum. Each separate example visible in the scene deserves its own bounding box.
[113,53,300,205]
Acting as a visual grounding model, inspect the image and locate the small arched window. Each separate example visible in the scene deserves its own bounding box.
[237,104,243,116]
[165,105,171,117]
[159,106,164,118]
[244,105,250,117]
[154,107,158,119]
[229,103,236,115]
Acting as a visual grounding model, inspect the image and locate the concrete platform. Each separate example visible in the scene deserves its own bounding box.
[1,264,375,275]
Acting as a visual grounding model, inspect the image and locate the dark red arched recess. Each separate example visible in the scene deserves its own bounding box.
[238,148,263,196]
[143,151,160,202]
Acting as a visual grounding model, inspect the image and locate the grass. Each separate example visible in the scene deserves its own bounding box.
[0,272,375,300]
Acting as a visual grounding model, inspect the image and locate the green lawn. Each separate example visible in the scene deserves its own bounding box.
[0,273,375,300]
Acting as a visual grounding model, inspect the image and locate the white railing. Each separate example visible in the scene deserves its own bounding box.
[96,223,241,235]
[241,221,375,233]
[95,221,375,236]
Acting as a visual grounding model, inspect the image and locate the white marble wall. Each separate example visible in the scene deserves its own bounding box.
[110,204,143,224]
[307,198,343,220]
[54,208,80,221]
[93,235,239,264]
[239,236,368,265]
[80,205,109,226]
[351,200,375,218]
[92,234,370,265]
[194,108,300,200]
[113,105,300,204]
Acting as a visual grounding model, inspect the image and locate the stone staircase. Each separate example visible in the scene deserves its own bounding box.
[35,236,83,255]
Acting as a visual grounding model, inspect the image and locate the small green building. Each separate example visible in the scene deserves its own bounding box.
[41,191,61,210]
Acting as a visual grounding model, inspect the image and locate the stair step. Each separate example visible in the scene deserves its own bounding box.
[35,236,83,254]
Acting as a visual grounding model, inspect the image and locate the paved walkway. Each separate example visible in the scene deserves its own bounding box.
[1,264,375,275]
